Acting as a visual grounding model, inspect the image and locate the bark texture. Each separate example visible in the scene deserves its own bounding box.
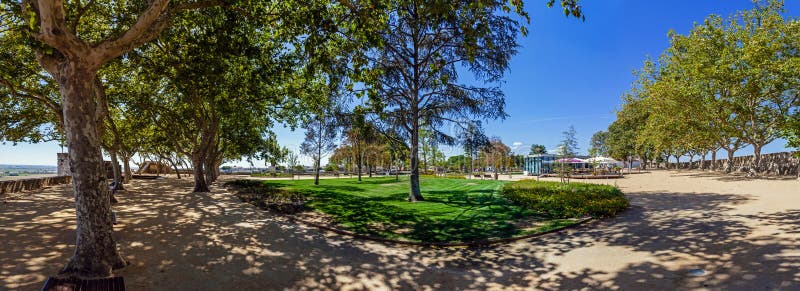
[56,65,125,278]
[109,150,124,190]
[192,153,210,193]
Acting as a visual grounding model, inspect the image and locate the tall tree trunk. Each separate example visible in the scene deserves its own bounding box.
[315,143,321,185]
[711,150,717,171]
[751,144,763,174]
[688,155,694,170]
[314,157,320,185]
[56,65,126,278]
[725,148,736,173]
[675,156,681,170]
[109,149,124,190]
[204,159,215,184]
[356,146,364,182]
[192,153,209,193]
[408,118,423,201]
[122,157,132,183]
[700,151,707,170]
[169,158,181,179]
[640,153,648,170]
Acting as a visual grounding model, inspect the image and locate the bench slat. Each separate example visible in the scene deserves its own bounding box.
[41,277,124,291]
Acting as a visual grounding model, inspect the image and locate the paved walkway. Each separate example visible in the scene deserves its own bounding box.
[1,171,798,290]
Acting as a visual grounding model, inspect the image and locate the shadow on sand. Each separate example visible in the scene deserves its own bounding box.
[1,176,798,290]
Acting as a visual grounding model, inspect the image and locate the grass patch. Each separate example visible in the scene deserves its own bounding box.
[228,177,624,243]
[502,180,629,218]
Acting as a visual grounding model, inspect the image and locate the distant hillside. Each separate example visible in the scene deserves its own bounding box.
[0,164,57,175]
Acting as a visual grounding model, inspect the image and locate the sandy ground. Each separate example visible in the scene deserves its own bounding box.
[1,171,798,290]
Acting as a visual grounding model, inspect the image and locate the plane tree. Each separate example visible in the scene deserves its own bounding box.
[1,0,385,278]
[0,0,265,277]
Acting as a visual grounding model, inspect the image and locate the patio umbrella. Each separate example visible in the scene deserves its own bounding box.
[586,157,618,164]
[555,158,585,163]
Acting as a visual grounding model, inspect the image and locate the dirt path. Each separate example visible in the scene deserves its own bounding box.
[1,171,798,290]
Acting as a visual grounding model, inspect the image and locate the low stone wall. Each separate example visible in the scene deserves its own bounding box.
[676,151,799,176]
[0,176,72,195]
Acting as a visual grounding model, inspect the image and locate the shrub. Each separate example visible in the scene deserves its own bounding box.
[502,180,628,218]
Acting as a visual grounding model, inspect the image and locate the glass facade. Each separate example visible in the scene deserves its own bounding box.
[524,154,557,175]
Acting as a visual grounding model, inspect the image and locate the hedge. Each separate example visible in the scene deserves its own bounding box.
[502,180,628,218]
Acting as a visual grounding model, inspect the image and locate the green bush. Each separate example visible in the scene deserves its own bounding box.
[501,180,628,218]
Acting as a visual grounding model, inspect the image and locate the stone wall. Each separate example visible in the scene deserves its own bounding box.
[676,151,800,176]
[57,153,70,176]
[0,176,72,195]
[57,153,118,179]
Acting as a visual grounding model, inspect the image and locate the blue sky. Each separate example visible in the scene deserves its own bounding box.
[1,1,798,166]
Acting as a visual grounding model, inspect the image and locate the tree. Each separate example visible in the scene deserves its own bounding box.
[529,144,547,155]
[1,0,237,277]
[459,122,489,177]
[624,0,800,174]
[481,137,510,179]
[555,126,578,183]
[558,126,579,157]
[360,0,584,201]
[781,111,800,178]
[300,112,338,185]
[1,0,379,277]
[0,26,63,144]
[285,150,300,180]
[588,131,609,157]
[725,1,799,174]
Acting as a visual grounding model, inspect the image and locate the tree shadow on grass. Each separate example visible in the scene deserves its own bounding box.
[305,187,536,243]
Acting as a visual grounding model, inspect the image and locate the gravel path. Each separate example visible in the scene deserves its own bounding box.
[1,171,798,290]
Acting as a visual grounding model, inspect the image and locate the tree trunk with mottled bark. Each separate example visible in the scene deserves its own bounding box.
[711,150,717,171]
[56,65,126,278]
[751,144,763,175]
[192,153,209,193]
[122,157,132,183]
[725,148,736,173]
[109,149,124,190]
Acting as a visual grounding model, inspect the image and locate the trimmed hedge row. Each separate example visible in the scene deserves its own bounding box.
[502,180,629,218]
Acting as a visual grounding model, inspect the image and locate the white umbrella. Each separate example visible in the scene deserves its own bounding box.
[586,157,618,164]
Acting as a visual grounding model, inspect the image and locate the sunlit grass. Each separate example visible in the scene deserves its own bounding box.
[243,176,585,243]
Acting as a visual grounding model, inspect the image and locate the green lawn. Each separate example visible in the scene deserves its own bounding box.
[240,176,579,243]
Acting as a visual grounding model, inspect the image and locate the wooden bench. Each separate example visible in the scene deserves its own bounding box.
[41,276,125,291]
[483,174,493,179]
